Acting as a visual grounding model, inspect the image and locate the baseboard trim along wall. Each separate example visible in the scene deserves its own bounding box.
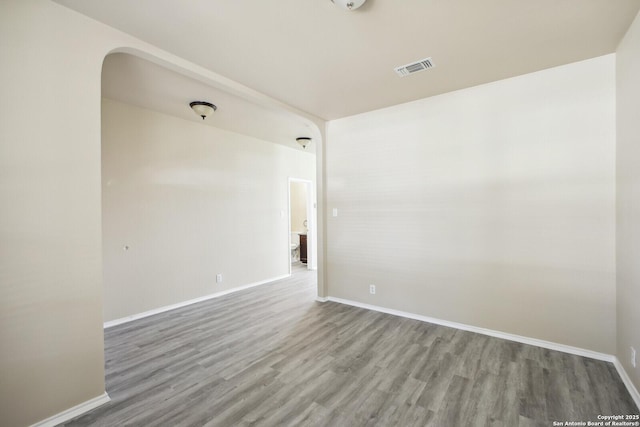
[104,274,291,328]
[614,357,640,410]
[325,297,640,409]
[30,392,110,427]
[29,293,640,427]
[325,297,613,361]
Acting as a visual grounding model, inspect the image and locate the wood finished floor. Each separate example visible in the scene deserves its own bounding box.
[62,263,638,426]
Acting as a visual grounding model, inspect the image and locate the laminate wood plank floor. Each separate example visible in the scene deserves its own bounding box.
[62,263,638,426]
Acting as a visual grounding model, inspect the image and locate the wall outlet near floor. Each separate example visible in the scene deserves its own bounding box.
[369,284,376,295]
[631,346,637,368]
[216,274,223,284]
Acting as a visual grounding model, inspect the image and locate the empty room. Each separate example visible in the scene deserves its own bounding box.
[2,1,640,426]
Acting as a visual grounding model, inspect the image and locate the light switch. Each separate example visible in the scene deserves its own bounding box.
[332,208,338,217]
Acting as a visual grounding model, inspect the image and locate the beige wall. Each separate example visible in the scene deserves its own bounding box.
[326,55,616,354]
[0,0,634,425]
[616,10,640,392]
[0,2,108,426]
[0,1,323,425]
[102,98,315,321]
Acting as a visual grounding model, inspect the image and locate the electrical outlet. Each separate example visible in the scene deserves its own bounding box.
[369,284,376,295]
[632,347,637,368]
[216,274,223,284]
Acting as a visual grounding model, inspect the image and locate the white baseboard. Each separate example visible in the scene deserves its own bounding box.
[326,297,614,363]
[315,296,328,302]
[30,392,110,427]
[613,357,640,411]
[104,274,290,328]
[327,296,640,408]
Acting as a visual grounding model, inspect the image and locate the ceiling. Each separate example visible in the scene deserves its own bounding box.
[57,0,640,120]
[102,53,318,152]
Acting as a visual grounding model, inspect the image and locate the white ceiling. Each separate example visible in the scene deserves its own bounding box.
[57,0,640,120]
[102,53,318,152]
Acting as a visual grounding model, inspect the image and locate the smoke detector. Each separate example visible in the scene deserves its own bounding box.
[331,0,366,11]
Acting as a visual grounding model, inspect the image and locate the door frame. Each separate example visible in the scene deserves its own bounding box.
[287,177,316,274]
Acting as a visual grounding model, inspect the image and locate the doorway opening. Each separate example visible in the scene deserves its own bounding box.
[288,178,315,275]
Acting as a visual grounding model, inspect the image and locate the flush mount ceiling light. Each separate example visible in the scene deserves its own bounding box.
[189,101,217,120]
[296,137,311,149]
[331,0,366,11]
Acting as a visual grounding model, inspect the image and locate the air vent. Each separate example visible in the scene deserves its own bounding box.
[394,57,434,77]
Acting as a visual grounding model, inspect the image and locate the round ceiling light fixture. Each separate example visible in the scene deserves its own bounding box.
[189,101,217,120]
[296,137,311,149]
[331,0,366,11]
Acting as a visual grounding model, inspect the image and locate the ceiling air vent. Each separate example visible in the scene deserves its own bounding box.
[394,57,434,77]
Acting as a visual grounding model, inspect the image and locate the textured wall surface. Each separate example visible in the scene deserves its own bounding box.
[102,99,315,321]
[327,55,616,354]
[616,9,640,394]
